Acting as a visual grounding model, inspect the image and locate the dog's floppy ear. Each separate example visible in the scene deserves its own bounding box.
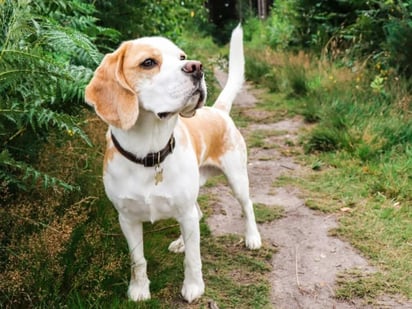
[85,42,138,130]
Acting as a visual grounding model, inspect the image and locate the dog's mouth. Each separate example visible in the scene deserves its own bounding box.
[179,89,205,118]
[157,111,172,119]
[157,88,205,120]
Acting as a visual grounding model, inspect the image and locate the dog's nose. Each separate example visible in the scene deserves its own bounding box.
[182,61,203,80]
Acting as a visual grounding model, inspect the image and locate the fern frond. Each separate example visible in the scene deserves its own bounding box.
[3,103,91,146]
[56,64,94,103]
[0,0,35,51]
[0,0,116,192]
[0,49,67,95]
[0,150,78,191]
[42,24,103,65]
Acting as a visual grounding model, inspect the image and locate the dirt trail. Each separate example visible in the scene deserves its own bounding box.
[203,69,412,309]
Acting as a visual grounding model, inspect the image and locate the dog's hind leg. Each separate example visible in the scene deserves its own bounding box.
[168,235,185,253]
[118,214,151,301]
[168,202,202,253]
[221,151,262,250]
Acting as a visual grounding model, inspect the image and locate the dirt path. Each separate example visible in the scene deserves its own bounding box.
[202,69,412,309]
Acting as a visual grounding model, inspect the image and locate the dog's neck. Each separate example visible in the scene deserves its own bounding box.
[110,109,178,159]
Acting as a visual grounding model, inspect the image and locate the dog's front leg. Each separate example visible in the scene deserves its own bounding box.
[118,215,151,301]
[179,208,205,303]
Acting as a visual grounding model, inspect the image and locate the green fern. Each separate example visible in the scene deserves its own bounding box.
[0,0,117,191]
[42,25,102,65]
[0,150,77,191]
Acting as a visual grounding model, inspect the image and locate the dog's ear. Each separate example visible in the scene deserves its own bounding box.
[85,42,139,130]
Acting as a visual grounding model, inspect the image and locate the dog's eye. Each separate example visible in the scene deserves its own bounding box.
[180,54,186,60]
[140,58,157,69]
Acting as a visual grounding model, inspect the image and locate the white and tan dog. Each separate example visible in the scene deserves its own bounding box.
[85,25,261,303]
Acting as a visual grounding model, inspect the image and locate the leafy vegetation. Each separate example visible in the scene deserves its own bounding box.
[244,0,412,76]
[0,0,117,191]
[244,10,412,299]
[94,0,207,43]
[1,0,411,307]
[254,203,284,223]
[0,112,274,308]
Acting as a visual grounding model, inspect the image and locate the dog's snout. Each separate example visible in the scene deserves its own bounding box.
[182,61,202,74]
[182,61,203,80]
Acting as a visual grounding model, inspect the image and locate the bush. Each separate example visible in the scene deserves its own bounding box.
[303,73,412,163]
[94,0,207,43]
[0,0,117,191]
[246,1,412,76]
[266,0,298,50]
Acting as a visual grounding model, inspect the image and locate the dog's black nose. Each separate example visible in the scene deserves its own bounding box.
[182,61,203,80]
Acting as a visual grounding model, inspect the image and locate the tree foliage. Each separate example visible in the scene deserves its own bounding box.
[0,0,118,191]
[94,0,207,43]
[245,0,412,75]
[296,0,412,71]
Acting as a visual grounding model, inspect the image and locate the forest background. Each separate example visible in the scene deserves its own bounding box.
[1,0,411,307]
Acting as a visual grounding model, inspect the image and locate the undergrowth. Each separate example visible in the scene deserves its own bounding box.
[2,11,411,307]
[0,111,274,308]
[245,44,412,300]
[0,29,274,307]
[0,0,117,191]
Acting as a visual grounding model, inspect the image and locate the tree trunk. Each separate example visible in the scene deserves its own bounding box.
[257,0,267,19]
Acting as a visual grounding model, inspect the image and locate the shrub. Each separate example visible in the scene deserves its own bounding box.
[266,0,298,50]
[303,72,412,163]
[246,1,412,77]
[284,64,308,97]
[94,0,207,43]
[0,0,117,191]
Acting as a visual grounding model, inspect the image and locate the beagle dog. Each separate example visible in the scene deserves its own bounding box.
[85,25,261,303]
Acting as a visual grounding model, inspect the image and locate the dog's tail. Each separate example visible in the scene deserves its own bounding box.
[213,24,244,113]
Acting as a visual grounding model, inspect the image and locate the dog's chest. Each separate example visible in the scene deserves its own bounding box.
[114,192,175,222]
[104,154,199,222]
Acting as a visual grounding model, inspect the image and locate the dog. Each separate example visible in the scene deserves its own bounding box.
[85,25,261,303]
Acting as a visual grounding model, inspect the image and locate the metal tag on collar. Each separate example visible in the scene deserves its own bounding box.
[154,164,163,185]
[154,152,163,185]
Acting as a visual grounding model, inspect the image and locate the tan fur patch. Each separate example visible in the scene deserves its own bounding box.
[85,42,163,131]
[181,110,232,166]
[122,43,162,88]
[103,133,116,172]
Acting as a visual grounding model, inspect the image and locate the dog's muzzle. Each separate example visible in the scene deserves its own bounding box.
[182,61,203,82]
[156,61,206,119]
[179,61,205,118]
[179,85,205,118]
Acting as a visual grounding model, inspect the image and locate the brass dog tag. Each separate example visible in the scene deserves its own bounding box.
[154,165,163,185]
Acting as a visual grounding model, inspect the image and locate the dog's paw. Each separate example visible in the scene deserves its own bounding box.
[181,280,205,303]
[128,281,151,302]
[245,233,262,250]
[168,236,185,253]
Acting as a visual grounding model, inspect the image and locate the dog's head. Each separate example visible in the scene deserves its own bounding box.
[85,37,206,130]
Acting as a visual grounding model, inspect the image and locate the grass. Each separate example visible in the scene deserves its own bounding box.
[247,129,285,149]
[335,269,387,302]
[254,203,284,223]
[244,42,412,301]
[0,29,278,307]
[0,112,275,308]
[2,25,412,308]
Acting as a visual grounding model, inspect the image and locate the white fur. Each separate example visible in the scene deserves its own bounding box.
[86,25,261,303]
[214,24,245,113]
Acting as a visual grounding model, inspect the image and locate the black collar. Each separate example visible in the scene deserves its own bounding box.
[110,131,175,167]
